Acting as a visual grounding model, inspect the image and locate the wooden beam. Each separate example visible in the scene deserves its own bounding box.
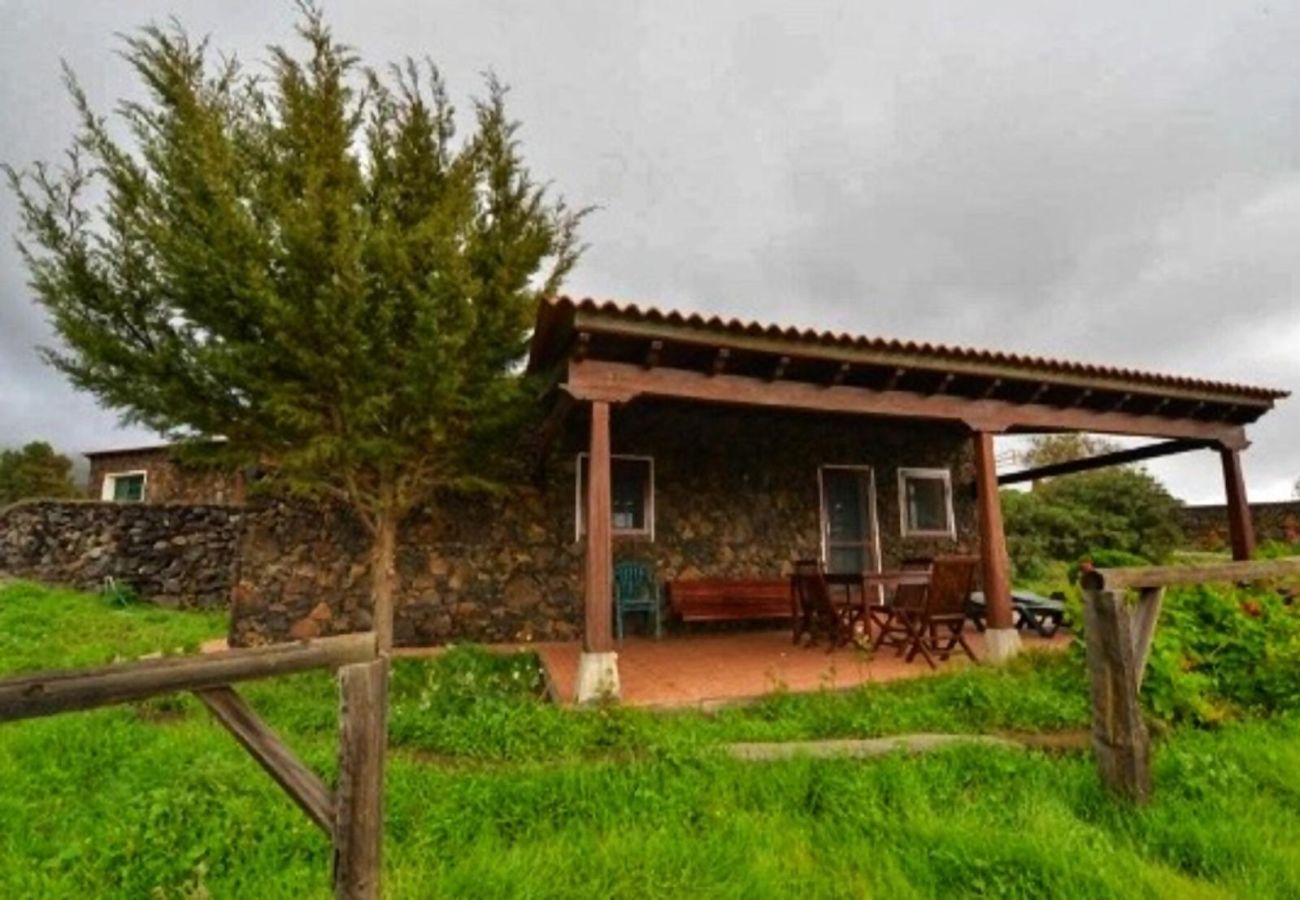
[1221,448,1256,561]
[1080,557,1300,592]
[584,400,614,653]
[643,340,663,370]
[980,378,1003,400]
[0,633,376,723]
[769,355,790,382]
[1069,388,1093,408]
[884,367,906,391]
[1132,587,1164,691]
[934,372,955,395]
[998,438,1212,486]
[572,331,591,362]
[1029,383,1051,404]
[973,431,1014,631]
[1151,397,1171,415]
[333,659,388,900]
[831,361,851,387]
[565,360,1249,446]
[1111,392,1132,413]
[196,686,334,836]
[711,347,730,376]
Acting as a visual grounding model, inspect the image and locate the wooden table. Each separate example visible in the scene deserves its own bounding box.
[824,570,932,642]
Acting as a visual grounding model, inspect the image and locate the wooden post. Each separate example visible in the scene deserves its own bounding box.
[1220,447,1255,561]
[972,430,1020,662]
[196,686,334,835]
[333,658,388,899]
[584,400,614,654]
[575,399,620,701]
[1082,589,1151,803]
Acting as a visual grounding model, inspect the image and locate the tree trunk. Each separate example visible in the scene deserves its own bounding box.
[370,506,398,653]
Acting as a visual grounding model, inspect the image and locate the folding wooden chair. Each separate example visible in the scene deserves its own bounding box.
[873,555,979,668]
[790,559,856,651]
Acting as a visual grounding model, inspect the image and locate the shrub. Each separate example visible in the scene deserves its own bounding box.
[1003,467,1182,579]
[1140,583,1300,725]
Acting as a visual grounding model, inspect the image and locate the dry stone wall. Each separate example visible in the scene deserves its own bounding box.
[0,500,241,607]
[1179,501,1300,551]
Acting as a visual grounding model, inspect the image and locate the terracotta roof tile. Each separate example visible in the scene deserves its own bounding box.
[536,295,1288,403]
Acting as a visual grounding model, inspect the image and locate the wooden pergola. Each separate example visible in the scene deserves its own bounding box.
[528,297,1287,698]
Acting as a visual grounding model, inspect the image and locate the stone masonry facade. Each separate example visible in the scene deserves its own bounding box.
[9,403,980,643]
[87,446,245,505]
[229,401,980,646]
[0,500,241,608]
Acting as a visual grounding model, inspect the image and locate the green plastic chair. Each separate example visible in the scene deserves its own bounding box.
[613,560,662,642]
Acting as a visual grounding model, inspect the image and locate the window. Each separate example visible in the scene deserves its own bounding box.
[898,468,954,537]
[103,471,147,503]
[576,454,654,539]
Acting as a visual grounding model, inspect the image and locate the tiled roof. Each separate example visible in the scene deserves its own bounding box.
[534,295,1289,403]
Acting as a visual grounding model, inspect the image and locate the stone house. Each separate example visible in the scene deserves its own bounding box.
[65,296,1286,701]
[85,444,245,506]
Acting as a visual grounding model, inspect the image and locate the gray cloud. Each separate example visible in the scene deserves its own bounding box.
[1,0,1297,501]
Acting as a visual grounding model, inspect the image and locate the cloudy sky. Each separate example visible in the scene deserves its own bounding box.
[1,1,1297,502]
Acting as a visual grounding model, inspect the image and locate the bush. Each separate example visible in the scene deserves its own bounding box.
[1140,583,1300,725]
[1003,467,1182,579]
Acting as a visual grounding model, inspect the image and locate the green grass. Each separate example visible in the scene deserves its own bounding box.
[3,581,1300,897]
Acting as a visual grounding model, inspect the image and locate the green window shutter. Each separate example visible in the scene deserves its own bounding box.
[113,475,145,502]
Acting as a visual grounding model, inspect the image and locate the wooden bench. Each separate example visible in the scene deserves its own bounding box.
[668,578,793,623]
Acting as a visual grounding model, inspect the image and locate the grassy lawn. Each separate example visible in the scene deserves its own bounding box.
[2,582,1299,897]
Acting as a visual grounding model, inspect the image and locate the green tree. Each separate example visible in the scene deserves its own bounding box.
[1016,433,1121,471]
[5,9,584,649]
[1002,467,1183,578]
[0,441,81,505]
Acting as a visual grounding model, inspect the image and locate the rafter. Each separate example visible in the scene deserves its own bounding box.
[711,347,730,376]
[644,339,663,369]
[770,355,790,382]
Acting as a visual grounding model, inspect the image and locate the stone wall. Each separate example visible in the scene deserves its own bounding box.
[1179,501,1300,551]
[87,447,245,505]
[0,500,241,607]
[231,401,980,646]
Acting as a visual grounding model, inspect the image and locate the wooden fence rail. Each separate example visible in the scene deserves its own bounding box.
[1080,557,1300,804]
[0,632,387,899]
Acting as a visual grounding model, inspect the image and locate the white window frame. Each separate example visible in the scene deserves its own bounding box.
[101,470,149,503]
[817,464,882,577]
[897,467,956,538]
[575,453,655,541]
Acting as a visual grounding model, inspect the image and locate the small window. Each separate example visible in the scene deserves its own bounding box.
[105,472,147,503]
[576,454,654,539]
[898,468,954,537]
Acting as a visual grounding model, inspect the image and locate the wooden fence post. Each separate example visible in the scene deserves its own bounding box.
[333,657,389,899]
[1081,589,1152,803]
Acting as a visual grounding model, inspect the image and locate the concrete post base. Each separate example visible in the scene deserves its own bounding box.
[575,651,621,703]
[982,627,1023,665]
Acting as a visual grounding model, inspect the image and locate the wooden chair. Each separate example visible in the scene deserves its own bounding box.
[613,560,662,642]
[873,555,979,668]
[790,559,856,651]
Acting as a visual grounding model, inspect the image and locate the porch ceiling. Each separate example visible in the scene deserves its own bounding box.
[529,296,1287,446]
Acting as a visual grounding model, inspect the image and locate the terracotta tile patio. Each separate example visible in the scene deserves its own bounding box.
[534,629,1072,709]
